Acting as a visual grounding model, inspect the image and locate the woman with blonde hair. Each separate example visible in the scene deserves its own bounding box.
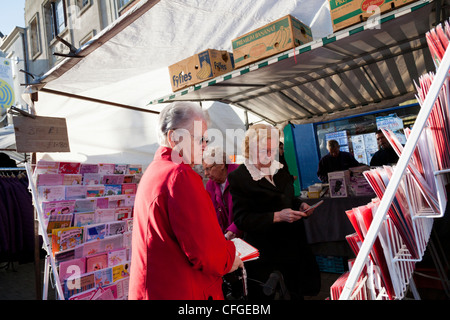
[228,124,320,299]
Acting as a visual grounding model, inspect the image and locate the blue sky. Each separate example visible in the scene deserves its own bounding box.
[0,0,26,36]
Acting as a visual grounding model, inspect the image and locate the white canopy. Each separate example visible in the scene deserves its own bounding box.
[5,1,444,167]
[24,0,333,166]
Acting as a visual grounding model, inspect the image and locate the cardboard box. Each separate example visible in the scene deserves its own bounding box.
[307,191,321,199]
[328,0,397,32]
[308,184,322,192]
[231,14,313,68]
[168,49,235,92]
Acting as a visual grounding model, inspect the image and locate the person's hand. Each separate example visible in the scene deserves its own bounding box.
[229,255,244,273]
[299,202,312,217]
[273,208,307,223]
[299,202,315,218]
[225,231,236,240]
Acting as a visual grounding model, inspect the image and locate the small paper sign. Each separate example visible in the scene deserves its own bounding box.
[13,115,70,153]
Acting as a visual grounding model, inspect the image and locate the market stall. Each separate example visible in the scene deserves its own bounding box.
[147,0,450,300]
[16,0,333,300]
[14,0,450,300]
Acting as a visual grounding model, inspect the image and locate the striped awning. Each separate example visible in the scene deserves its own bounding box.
[150,1,448,125]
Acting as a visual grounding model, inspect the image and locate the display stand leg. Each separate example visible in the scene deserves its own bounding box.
[42,256,50,300]
[408,278,421,300]
[428,234,450,298]
[32,152,42,300]
[33,214,41,300]
[26,163,65,300]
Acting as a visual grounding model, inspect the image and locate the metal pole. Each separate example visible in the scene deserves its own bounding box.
[340,42,450,300]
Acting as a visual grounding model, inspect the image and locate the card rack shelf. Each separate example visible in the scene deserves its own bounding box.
[25,162,139,300]
[26,163,65,300]
[339,20,450,300]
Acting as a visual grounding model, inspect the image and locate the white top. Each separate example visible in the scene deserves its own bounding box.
[220,180,227,194]
[244,158,284,185]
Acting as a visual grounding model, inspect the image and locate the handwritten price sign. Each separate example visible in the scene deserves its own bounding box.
[13,115,70,153]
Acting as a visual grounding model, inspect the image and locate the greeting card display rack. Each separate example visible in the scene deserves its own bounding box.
[337,20,450,300]
[26,161,142,300]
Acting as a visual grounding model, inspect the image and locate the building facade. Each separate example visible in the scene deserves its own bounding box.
[24,0,140,78]
[0,27,29,127]
[1,0,140,129]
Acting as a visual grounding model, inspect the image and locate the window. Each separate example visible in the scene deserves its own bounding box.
[117,0,135,13]
[77,0,90,8]
[314,104,420,163]
[79,30,96,47]
[29,13,41,59]
[49,0,67,39]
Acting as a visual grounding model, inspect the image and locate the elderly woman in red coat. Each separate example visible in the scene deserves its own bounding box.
[129,102,243,300]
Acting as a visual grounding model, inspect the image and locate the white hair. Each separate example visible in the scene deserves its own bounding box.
[157,102,207,146]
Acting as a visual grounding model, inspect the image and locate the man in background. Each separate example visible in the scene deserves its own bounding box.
[370,130,399,167]
[317,139,360,182]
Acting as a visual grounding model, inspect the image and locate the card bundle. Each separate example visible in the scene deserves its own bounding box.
[231,238,259,262]
[329,269,389,301]
[362,165,419,260]
[414,73,450,172]
[426,20,450,67]
[415,18,450,215]
[330,272,368,300]
[345,201,395,299]
[420,18,450,177]
[381,128,440,214]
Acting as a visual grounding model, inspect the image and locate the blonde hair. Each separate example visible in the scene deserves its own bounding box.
[242,124,280,159]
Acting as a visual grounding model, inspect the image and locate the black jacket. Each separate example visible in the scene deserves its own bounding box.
[228,164,320,297]
[317,151,360,182]
[370,147,399,167]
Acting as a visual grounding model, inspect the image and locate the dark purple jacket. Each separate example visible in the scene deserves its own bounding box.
[205,163,242,237]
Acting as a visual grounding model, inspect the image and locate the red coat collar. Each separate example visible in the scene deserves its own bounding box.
[154,146,174,162]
